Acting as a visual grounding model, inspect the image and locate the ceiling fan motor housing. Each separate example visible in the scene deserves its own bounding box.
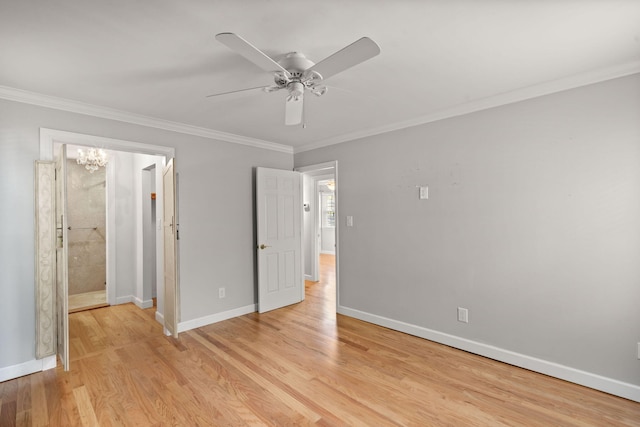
[275,52,323,96]
[278,52,315,73]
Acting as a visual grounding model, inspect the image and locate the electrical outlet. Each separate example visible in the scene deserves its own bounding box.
[457,307,469,323]
[218,287,226,299]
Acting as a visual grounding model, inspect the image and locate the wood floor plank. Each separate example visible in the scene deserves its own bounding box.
[72,385,99,426]
[1,400,17,427]
[29,372,48,427]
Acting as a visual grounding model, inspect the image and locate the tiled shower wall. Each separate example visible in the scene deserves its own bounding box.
[67,160,106,295]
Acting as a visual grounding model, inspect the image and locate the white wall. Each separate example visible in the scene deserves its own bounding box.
[320,191,335,254]
[295,73,640,400]
[0,98,291,377]
[132,152,163,308]
[107,150,163,308]
[138,158,158,304]
[111,150,136,302]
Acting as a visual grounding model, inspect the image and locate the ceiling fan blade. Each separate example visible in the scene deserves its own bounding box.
[304,37,380,81]
[205,85,273,98]
[216,33,290,77]
[285,93,304,126]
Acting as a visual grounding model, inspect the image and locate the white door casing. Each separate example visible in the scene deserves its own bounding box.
[54,145,69,371]
[295,161,339,309]
[162,158,179,337]
[256,167,303,313]
[35,161,57,359]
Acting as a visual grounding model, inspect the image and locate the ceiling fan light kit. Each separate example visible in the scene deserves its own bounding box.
[211,33,380,126]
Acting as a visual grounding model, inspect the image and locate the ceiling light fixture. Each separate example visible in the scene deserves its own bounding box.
[77,148,108,173]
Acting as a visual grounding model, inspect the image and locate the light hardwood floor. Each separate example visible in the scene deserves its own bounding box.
[1,254,638,426]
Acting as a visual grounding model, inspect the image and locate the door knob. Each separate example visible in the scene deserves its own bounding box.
[258,244,271,250]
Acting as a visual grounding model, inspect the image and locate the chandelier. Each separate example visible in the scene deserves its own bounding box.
[77,148,108,173]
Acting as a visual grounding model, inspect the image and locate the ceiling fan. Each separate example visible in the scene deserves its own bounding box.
[209,33,380,126]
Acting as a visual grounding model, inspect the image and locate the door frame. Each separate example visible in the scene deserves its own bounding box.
[39,129,175,328]
[54,145,70,371]
[295,161,339,310]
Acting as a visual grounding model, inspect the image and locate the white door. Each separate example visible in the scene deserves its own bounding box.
[162,158,179,337]
[55,145,69,370]
[256,167,303,313]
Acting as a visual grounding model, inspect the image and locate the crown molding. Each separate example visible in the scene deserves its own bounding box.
[0,85,292,154]
[294,61,640,154]
[3,59,639,157]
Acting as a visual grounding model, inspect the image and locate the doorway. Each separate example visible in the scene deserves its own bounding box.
[38,128,176,369]
[297,161,338,310]
[318,179,336,255]
[55,145,165,312]
[65,147,108,313]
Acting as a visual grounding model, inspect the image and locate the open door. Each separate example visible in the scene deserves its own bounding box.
[256,167,303,313]
[54,145,69,370]
[162,158,179,337]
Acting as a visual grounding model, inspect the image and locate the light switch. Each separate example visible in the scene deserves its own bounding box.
[419,186,428,200]
[346,216,353,227]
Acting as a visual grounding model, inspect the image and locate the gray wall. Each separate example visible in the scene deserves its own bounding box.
[0,98,291,370]
[295,74,640,387]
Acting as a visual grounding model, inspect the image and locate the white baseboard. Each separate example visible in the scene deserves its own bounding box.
[155,310,164,325]
[338,305,640,403]
[134,297,154,309]
[0,355,57,382]
[115,295,133,305]
[178,304,256,333]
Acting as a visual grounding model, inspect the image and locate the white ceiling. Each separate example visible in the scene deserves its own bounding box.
[1,1,639,152]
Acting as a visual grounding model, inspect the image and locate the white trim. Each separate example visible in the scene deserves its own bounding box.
[295,161,337,173]
[177,304,257,332]
[333,163,340,309]
[9,62,639,155]
[1,85,292,154]
[0,356,57,382]
[116,295,134,305]
[40,128,175,158]
[295,61,640,153]
[311,179,319,282]
[338,305,640,403]
[106,157,116,306]
[134,297,155,309]
[42,355,57,371]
